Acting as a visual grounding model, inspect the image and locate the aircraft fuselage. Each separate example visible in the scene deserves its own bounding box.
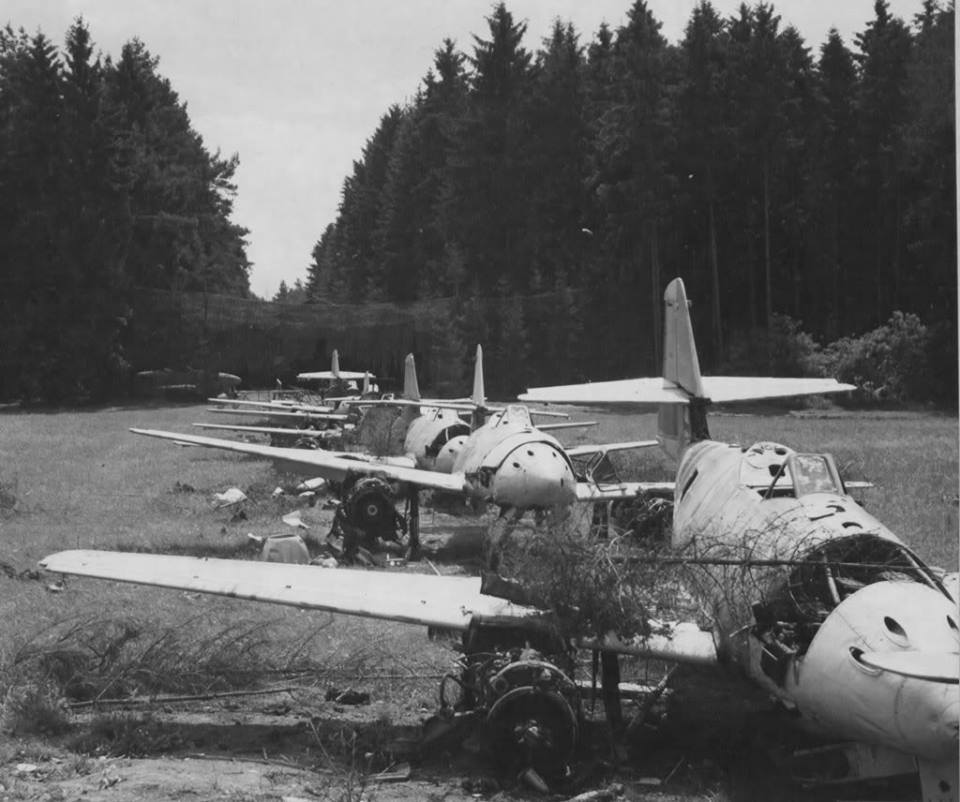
[672,439,959,770]
[419,404,577,512]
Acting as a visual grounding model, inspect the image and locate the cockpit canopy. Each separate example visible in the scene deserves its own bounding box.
[740,442,844,498]
[496,404,533,429]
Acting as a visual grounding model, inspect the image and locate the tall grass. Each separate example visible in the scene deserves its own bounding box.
[0,403,956,756]
[0,403,450,743]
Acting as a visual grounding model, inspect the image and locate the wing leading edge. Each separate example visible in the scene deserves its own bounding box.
[39,550,716,663]
[130,428,466,493]
[39,550,532,630]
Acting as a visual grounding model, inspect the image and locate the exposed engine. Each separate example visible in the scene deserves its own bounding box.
[751,533,945,685]
[425,618,580,785]
[329,476,406,559]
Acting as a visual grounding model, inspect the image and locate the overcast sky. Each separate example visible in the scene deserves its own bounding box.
[5,0,926,298]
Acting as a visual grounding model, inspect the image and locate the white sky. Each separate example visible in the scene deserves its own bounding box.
[5,1,926,298]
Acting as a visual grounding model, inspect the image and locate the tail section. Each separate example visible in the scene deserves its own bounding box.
[662,278,704,398]
[471,345,485,407]
[361,371,371,396]
[402,354,421,402]
[331,349,340,379]
[520,275,855,461]
[659,278,705,460]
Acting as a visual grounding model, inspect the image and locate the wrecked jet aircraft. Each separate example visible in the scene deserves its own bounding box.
[520,277,959,799]
[134,368,241,400]
[296,348,379,397]
[127,344,659,563]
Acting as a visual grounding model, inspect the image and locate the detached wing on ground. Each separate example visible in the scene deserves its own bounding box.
[131,428,466,493]
[39,551,716,663]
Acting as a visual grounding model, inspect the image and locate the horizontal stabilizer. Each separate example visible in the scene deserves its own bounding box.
[858,650,959,684]
[521,378,687,406]
[521,376,854,406]
[297,370,372,382]
[699,376,855,403]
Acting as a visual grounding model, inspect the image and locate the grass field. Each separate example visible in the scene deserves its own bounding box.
[0,401,956,798]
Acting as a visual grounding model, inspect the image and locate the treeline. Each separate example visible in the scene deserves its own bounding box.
[305,0,956,402]
[0,20,250,402]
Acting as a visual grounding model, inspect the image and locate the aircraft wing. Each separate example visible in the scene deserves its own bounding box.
[39,550,716,663]
[208,408,351,422]
[130,428,466,492]
[537,421,597,431]
[39,551,533,630]
[565,440,659,458]
[341,398,478,412]
[575,480,675,502]
[207,398,336,414]
[521,377,854,405]
[193,423,347,439]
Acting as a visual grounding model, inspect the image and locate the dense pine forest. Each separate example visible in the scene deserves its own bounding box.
[0,2,955,404]
[0,20,249,401]
[306,0,956,403]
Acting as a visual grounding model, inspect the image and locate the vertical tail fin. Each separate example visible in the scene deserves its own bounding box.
[331,349,340,379]
[662,278,704,397]
[361,371,371,396]
[471,344,485,407]
[402,354,421,402]
[658,278,707,460]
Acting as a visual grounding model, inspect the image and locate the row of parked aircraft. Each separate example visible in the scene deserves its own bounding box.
[41,278,958,800]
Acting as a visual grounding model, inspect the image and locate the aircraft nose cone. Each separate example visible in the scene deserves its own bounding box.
[792,581,960,762]
[491,443,576,509]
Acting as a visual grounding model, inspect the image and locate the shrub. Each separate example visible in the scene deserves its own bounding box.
[816,312,932,404]
[2,681,71,736]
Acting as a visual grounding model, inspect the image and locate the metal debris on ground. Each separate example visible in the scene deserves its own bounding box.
[565,783,626,801]
[324,688,370,705]
[259,534,310,564]
[212,487,247,508]
[281,511,309,529]
[369,762,411,782]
